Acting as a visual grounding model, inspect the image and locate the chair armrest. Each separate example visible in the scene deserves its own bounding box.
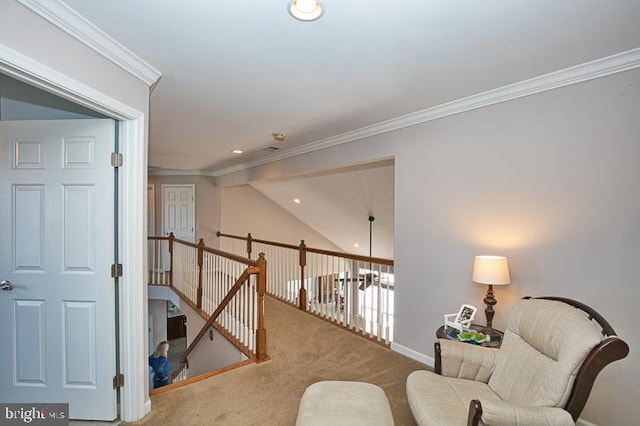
[436,339,498,383]
[467,399,575,426]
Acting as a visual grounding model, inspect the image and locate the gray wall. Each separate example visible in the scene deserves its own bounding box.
[148,175,222,247]
[0,74,106,120]
[217,68,640,425]
[0,1,150,114]
[148,299,168,353]
[181,300,246,377]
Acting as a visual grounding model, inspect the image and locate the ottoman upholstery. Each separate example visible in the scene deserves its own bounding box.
[296,381,394,426]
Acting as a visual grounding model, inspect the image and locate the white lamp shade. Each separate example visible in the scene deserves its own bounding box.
[472,256,511,285]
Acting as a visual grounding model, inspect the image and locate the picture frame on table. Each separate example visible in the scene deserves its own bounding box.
[444,304,478,332]
[456,304,477,323]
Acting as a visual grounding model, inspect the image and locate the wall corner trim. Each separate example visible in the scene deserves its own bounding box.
[391,342,434,367]
[16,0,162,86]
[213,47,640,177]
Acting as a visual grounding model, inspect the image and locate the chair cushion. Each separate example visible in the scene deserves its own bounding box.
[296,381,394,426]
[406,370,502,426]
[488,299,603,407]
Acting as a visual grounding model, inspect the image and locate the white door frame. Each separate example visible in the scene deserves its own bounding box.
[0,44,150,421]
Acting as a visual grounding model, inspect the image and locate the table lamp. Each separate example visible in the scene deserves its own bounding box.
[472,255,511,333]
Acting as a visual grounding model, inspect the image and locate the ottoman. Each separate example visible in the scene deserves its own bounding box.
[296,381,394,426]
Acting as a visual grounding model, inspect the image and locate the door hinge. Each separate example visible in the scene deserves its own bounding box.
[113,373,124,389]
[111,263,123,278]
[111,152,123,167]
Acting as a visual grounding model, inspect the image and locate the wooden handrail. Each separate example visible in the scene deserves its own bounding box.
[148,234,269,378]
[216,231,394,266]
[217,231,300,251]
[215,230,398,344]
[173,236,258,266]
[179,265,261,366]
[170,363,187,381]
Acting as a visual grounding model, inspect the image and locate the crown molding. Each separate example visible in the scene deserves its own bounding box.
[148,168,216,177]
[16,0,161,86]
[0,42,141,120]
[213,47,640,177]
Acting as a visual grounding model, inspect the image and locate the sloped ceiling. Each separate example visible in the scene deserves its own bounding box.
[251,160,394,259]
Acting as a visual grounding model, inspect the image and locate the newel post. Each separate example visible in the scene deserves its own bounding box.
[197,238,205,309]
[299,240,307,311]
[247,233,253,259]
[256,253,268,361]
[168,232,175,287]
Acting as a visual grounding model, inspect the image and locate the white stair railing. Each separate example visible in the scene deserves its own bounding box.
[147,234,268,370]
[217,232,395,344]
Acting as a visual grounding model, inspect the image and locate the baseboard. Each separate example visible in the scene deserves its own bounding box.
[576,418,598,426]
[143,399,151,417]
[391,342,434,367]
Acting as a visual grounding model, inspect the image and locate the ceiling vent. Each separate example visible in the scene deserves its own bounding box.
[263,146,281,152]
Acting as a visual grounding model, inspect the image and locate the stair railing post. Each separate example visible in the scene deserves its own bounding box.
[256,253,268,361]
[168,233,175,288]
[197,238,205,309]
[246,233,253,259]
[299,240,307,311]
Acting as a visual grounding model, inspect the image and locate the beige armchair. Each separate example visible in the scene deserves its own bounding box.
[407,297,629,425]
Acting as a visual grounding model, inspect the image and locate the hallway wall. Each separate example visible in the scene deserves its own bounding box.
[148,175,221,247]
[216,68,640,425]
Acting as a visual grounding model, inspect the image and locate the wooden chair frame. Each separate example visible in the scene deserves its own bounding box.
[433,296,629,426]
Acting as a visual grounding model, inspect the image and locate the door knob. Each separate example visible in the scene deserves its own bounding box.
[1,280,13,291]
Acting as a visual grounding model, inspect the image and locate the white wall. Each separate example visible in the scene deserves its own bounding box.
[148,300,168,351]
[148,175,221,247]
[217,68,640,425]
[221,184,343,251]
[180,300,246,377]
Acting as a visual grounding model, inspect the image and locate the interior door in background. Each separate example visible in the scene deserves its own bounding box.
[162,184,195,242]
[161,184,195,271]
[0,119,117,420]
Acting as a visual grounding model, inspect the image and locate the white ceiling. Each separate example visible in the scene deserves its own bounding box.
[52,1,640,259]
[61,0,640,173]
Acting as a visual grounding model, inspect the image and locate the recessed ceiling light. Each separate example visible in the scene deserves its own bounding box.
[232,149,243,154]
[353,243,360,248]
[293,198,301,204]
[288,0,324,21]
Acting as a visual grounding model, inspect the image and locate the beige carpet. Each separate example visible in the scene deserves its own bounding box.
[128,297,429,425]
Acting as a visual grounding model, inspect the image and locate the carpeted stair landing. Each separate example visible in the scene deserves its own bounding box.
[127,296,428,425]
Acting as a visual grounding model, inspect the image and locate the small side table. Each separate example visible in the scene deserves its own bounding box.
[436,324,504,349]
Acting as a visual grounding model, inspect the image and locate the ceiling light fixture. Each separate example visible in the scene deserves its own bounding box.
[293,198,301,204]
[232,149,243,154]
[288,0,324,21]
[272,133,286,142]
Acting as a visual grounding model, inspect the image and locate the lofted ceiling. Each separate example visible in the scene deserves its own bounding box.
[251,160,394,258]
[60,0,640,173]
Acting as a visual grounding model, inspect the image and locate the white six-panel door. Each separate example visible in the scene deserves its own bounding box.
[0,119,117,420]
[162,184,195,242]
